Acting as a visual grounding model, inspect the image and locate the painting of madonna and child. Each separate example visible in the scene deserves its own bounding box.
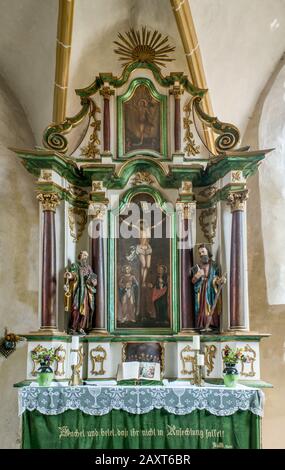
[116,194,172,330]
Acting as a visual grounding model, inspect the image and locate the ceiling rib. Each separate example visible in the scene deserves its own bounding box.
[170,0,216,155]
[52,0,75,124]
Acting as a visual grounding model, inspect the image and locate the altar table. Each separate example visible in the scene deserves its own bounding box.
[18,384,264,449]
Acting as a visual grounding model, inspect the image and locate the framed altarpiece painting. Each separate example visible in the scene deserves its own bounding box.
[108,187,179,334]
[117,77,167,158]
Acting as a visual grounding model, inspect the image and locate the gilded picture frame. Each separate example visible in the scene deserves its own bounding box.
[117,77,168,158]
[108,186,179,335]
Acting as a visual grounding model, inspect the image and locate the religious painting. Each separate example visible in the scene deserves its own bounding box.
[122,342,164,370]
[109,189,178,333]
[117,78,167,158]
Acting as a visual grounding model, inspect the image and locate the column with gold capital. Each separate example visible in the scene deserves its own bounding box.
[37,192,61,331]
[170,82,184,153]
[100,84,114,154]
[227,189,249,330]
[176,182,196,331]
[89,182,109,333]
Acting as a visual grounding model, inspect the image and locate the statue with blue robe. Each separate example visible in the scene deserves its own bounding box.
[191,244,225,331]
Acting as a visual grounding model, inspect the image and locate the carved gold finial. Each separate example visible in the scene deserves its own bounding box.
[37,192,61,212]
[114,26,175,68]
[227,190,249,212]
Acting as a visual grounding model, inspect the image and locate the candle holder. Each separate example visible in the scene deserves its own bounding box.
[68,347,83,386]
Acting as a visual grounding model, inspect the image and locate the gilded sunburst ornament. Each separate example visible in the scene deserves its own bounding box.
[114,27,175,68]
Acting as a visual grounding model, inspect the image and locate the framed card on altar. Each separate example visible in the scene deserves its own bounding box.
[108,187,178,334]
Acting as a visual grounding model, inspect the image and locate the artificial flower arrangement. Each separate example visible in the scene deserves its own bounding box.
[222,345,246,365]
[31,345,58,373]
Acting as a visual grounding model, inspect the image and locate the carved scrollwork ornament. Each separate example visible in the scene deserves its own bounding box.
[90,346,107,376]
[68,207,88,242]
[54,345,67,377]
[37,192,61,212]
[199,207,217,244]
[227,190,249,212]
[192,96,240,154]
[197,186,218,201]
[204,345,217,376]
[80,100,101,159]
[240,344,256,377]
[131,171,154,186]
[180,345,195,376]
[183,99,200,156]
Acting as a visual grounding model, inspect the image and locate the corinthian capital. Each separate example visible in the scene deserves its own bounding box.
[88,202,108,220]
[37,192,61,212]
[227,190,249,212]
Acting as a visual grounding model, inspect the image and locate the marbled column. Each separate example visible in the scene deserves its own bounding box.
[37,193,61,330]
[89,202,107,332]
[227,190,249,330]
[170,83,183,153]
[100,85,114,154]
[177,201,196,330]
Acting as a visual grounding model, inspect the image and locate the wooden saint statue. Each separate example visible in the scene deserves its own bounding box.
[64,251,97,335]
[191,244,226,331]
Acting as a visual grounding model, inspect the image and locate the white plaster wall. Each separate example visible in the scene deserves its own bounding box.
[190,0,285,137]
[0,0,57,144]
[259,65,285,305]
[0,75,38,448]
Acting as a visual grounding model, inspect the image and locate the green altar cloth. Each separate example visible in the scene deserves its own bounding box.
[18,385,263,449]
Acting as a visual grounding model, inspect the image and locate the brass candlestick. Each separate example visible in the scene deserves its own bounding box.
[68,348,82,386]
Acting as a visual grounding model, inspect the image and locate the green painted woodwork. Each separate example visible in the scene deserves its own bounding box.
[117,77,167,158]
[43,99,90,154]
[40,60,241,157]
[11,147,268,193]
[21,333,268,343]
[108,186,179,335]
[76,62,206,98]
[192,97,240,154]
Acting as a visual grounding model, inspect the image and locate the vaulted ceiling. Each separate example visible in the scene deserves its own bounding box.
[0,0,285,145]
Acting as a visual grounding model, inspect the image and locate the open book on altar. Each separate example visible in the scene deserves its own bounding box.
[117,361,161,383]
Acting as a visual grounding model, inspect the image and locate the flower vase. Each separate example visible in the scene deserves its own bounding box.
[223,363,239,388]
[37,364,53,386]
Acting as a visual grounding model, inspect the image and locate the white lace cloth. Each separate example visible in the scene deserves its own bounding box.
[18,384,264,417]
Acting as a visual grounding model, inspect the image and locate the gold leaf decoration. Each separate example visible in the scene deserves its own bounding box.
[81,100,101,159]
[114,26,175,68]
[183,100,200,156]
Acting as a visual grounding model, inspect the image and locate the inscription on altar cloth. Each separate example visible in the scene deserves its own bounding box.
[58,425,225,441]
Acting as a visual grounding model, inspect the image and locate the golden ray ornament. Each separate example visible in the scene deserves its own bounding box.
[114,26,175,68]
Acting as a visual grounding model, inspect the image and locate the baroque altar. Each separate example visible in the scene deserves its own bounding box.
[11,28,271,390]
